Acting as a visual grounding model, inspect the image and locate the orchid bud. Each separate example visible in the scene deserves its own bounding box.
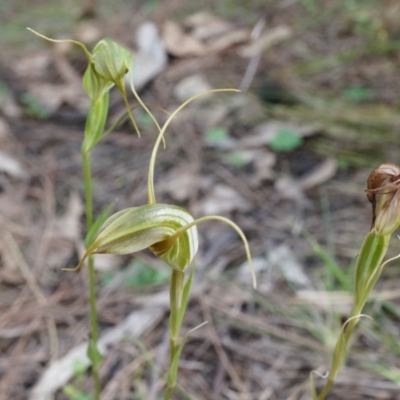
[90,38,139,135]
[28,29,140,135]
[367,163,400,236]
[91,38,133,89]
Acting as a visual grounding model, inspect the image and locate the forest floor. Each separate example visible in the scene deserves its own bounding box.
[1,1,400,399]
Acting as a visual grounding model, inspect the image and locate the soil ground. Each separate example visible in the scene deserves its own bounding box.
[1,1,400,399]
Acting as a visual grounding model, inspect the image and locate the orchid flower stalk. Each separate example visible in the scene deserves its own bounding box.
[314,164,400,400]
[28,28,150,400]
[68,89,257,399]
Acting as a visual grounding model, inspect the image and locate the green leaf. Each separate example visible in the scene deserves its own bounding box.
[100,270,114,286]
[343,87,372,102]
[269,129,302,152]
[136,111,155,131]
[354,230,389,303]
[87,338,103,367]
[82,93,110,152]
[84,203,114,248]
[63,385,91,400]
[124,260,169,287]
[72,359,88,381]
[167,337,188,387]
[82,63,114,101]
[178,266,195,328]
[224,152,249,167]
[205,127,229,145]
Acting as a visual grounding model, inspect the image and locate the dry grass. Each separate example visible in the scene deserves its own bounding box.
[1,1,400,399]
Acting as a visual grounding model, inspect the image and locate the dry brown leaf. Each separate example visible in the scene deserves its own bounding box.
[208,29,250,52]
[28,83,88,113]
[173,74,213,102]
[184,12,233,41]
[236,257,272,292]
[275,158,337,203]
[54,192,83,241]
[250,150,277,185]
[238,25,292,58]
[268,244,312,289]
[46,193,83,272]
[159,168,202,202]
[193,184,251,215]
[73,23,102,45]
[299,158,338,190]
[295,290,353,315]
[30,307,166,400]
[0,239,25,285]
[0,194,25,221]
[15,52,52,79]
[274,175,307,204]
[92,254,121,272]
[0,89,22,119]
[131,22,168,91]
[0,150,25,178]
[0,118,11,141]
[162,20,207,57]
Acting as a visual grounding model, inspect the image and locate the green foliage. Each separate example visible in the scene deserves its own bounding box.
[124,260,169,287]
[87,338,103,367]
[83,93,110,152]
[140,0,160,15]
[20,93,49,120]
[343,87,372,102]
[84,204,114,248]
[63,385,91,400]
[224,152,249,167]
[307,235,352,292]
[269,129,303,152]
[204,126,229,145]
[72,359,89,382]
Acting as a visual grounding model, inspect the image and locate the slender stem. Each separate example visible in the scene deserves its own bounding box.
[164,386,174,400]
[317,230,390,400]
[82,150,93,229]
[88,255,101,398]
[317,313,359,400]
[169,269,184,340]
[165,269,184,400]
[82,148,101,400]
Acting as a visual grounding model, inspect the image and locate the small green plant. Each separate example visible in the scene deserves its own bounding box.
[29,28,256,400]
[269,129,303,152]
[62,360,91,400]
[28,27,152,400]
[68,89,257,399]
[313,163,400,399]
[204,126,229,145]
[343,86,372,102]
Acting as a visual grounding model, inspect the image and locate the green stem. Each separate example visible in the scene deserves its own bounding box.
[165,269,184,400]
[317,307,360,400]
[82,148,101,400]
[88,255,101,398]
[82,150,93,229]
[317,230,390,400]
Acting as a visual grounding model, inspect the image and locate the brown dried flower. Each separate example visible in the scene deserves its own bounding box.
[366,163,400,235]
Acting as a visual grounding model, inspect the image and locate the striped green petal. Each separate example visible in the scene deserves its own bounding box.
[72,204,198,272]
